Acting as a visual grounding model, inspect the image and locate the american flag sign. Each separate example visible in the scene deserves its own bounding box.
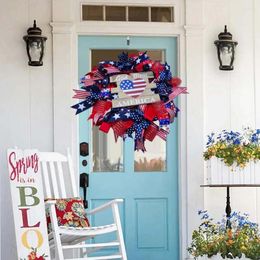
[109,72,160,108]
[120,78,146,98]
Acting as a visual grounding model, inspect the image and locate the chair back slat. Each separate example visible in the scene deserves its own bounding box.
[49,161,59,198]
[67,150,78,197]
[41,161,52,198]
[56,161,66,197]
[39,151,78,199]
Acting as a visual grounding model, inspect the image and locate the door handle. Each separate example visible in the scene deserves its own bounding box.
[80,173,89,209]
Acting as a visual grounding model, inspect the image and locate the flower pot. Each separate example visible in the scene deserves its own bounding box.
[197,254,249,259]
[195,255,222,259]
[206,157,260,185]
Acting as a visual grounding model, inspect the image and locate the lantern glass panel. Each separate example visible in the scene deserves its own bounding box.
[219,42,233,67]
[28,39,43,62]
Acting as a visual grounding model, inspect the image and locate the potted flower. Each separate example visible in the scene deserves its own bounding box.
[188,210,260,259]
[204,128,260,185]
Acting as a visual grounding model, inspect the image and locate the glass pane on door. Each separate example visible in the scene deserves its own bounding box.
[92,128,123,172]
[134,136,166,171]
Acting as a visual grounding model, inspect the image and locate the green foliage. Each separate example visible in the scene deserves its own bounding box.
[204,143,260,168]
[188,211,260,259]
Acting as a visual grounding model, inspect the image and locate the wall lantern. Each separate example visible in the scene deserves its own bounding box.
[214,25,238,71]
[23,20,47,66]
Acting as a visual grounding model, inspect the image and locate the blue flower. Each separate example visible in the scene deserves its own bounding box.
[251,129,260,144]
[201,213,209,219]
[206,133,215,147]
[198,209,207,215]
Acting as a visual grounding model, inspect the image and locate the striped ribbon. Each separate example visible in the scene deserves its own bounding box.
[112,120,134,140]
[72,89,90,99]
[167,86,188,102]
[144,124,158,141]
[89,100,112,124]
[135,139,146,152]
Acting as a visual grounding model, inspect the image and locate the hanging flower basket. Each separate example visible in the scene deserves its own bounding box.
[204,128,260,185]
[206,157,260,185]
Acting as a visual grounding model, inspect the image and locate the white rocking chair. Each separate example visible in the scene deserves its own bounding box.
[39,151,127,260]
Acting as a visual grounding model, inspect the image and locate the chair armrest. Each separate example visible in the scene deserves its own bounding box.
[44,199,56,208]
[44,200,60,231]
[87,199,123,215]
[45,199,57,204]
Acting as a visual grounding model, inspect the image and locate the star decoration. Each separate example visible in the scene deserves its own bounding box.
[125,112,130,118]
[113,113,120,120]
[78,103,85,111]
[112,93,119,99]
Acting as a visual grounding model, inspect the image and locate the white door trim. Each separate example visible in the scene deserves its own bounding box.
[51,0,205,259]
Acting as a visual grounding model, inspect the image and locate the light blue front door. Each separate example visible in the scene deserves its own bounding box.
[78,36,179,260]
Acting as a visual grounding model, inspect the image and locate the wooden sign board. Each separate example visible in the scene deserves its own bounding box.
[110,71,160,108]
[7,149,50,260]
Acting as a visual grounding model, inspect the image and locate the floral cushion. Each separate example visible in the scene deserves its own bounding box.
[46,197,90,233]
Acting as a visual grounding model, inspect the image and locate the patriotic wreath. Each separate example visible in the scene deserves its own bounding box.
[72,52,187,151]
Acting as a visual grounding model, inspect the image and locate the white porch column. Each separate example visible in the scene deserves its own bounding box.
[51,0,78,257]
[51,0,77,155]
[255,0,260,128]
[254,0,260,222]
[185,0,205,258]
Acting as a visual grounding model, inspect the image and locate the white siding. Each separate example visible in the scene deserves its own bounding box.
[0,1,53,259]
[204,0,260,224]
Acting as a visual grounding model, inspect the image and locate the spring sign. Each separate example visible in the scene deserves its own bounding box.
[7,149,50,260]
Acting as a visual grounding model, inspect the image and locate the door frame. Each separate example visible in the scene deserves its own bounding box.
[50,1,205,259]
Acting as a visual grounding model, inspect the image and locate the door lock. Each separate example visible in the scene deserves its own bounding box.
[80,142,89,157]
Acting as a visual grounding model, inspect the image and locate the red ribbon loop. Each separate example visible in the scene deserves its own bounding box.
[89,101,112,124]
[144,102,168,121]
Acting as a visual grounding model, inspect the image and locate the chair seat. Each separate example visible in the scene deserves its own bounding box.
[49,224,118,246]
[59,223,118,236]
[66,255,123,260]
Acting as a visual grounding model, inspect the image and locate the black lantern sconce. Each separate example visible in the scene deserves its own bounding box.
[214,25,238,71]
[23,20,47,66]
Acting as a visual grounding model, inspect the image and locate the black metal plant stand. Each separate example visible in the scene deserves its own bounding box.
[201,184,260,228]
[225,186,231,228]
